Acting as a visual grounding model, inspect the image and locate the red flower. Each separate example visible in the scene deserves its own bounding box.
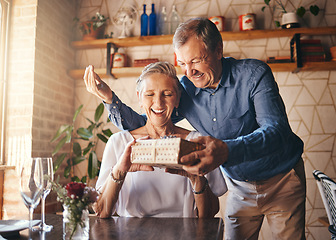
[65,182,86,199]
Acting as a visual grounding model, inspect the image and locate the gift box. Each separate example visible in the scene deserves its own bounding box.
[131,137,204,169]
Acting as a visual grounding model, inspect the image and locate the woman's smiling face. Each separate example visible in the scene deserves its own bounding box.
[138,73,180,128]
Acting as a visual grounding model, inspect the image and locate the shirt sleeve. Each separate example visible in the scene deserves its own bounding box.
[104,91,147,131]
[206,167,227,197]
[224,62,303,166]
[105,90,186,128]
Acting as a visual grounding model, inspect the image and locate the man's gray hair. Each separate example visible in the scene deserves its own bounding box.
[173,17,223,52]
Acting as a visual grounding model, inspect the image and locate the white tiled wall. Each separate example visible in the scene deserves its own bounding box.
[75,0,336,239]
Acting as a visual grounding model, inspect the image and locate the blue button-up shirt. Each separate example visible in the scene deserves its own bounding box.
[106,57,303,181]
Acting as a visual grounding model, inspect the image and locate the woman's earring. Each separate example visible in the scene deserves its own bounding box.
[175,108,179,117]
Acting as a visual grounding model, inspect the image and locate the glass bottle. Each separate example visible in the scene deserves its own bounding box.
[149,3,156,35]
[159,6,169,35]
[141,4,148,36]
[170,5,180,34]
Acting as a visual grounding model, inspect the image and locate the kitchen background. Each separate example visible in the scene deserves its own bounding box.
[2,0,336,239]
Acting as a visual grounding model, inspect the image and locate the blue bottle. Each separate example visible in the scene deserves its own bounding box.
[141,4,148,36]
[149,3,156,35]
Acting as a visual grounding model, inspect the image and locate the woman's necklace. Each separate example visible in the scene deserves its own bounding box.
[160,134,176,139]
[145,125,175,139]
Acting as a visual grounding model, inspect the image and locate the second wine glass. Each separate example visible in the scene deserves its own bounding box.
[33,157,54,232]
[20,157,43,234]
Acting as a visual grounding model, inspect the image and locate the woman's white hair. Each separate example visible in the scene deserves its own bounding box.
[136,62,182,96]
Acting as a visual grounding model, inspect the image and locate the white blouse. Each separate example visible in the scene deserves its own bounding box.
[96,130,227,218]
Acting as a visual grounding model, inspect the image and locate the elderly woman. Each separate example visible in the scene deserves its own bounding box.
[85,62,226,218]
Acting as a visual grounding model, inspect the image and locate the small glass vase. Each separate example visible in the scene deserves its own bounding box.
[63,205,89,240]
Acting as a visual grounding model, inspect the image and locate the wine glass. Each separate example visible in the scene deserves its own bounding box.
[20,157,43,233]
[33,157,54,232]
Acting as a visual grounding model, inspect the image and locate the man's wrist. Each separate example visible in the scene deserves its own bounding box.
[103,99,113,104]
[102,90,114,105]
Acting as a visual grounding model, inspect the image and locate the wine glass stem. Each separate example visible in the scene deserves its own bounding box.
[41,193,47,225]
[29,206,34,230]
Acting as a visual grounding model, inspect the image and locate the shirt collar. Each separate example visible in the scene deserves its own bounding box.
[220,57,232,88]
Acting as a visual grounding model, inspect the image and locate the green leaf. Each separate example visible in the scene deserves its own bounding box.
[73,142,82,156]
[97,133,108,143]
[77,128,93,140]
[310,5,319,16]
[94,103,105,122]
[86,118,94,125]
[83,142,94,156]
[264,0,270,5]
[65,127,73,143]
[88,152,99,179]
[296,7,306,18]
[50,125,71,142]
[87,123,95,133]
[81,176,87,184]
[102,129,113,137]
[72,156,86,165]
[261,6,266,12]
[64,165,71,178]
[97,160,102,176]
[52,136,68,156]
[73,105,83,122]
[275,21,280,28]
[51,100,112,181]
[53,153,67,173]
[71,176,80,182]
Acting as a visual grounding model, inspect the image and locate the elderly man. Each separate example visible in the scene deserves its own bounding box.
[84,18,306,239]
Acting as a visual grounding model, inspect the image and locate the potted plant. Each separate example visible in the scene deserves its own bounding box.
[51,103,112,185]
[262,0,320,28]
[74,12,109,40]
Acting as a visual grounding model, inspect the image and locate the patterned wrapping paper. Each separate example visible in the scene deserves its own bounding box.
[131,138,204,169]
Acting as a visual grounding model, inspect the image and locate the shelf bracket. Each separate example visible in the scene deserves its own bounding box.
[106,42,118,79]
[290,33,303,73]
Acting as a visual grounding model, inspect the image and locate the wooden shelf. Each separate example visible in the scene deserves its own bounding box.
[69,67,184,79]
[221,26,336,41]
[269,61,336,72]
[0,165,15,171]
[69,61,336,79]
[71,35,174,49]
[71,27,336,49]
[69,27,336,79]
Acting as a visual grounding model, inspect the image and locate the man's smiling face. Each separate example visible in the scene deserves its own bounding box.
[175,35,223,89]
